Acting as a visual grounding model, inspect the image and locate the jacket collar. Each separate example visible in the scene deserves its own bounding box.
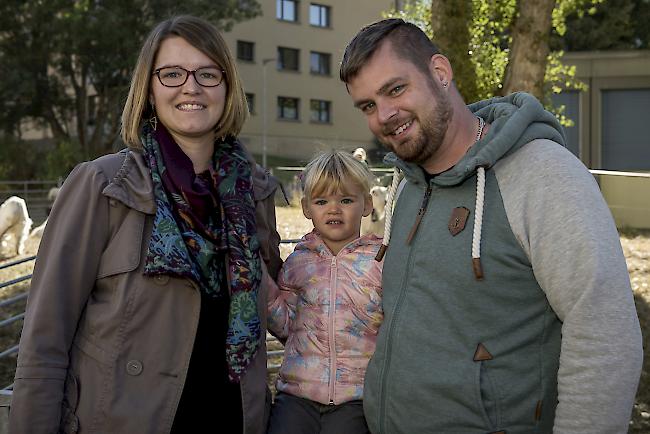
[297,230,383,257]
[102,149,156,215]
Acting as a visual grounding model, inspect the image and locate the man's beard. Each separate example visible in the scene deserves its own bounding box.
[382,79,452,165]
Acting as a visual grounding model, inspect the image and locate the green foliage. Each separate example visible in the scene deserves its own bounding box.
[45,141,83,181]
[387,0,595,126]
[556,0,650,50]
[383,1,432,36]
[0,137,47,180]
[0,136,82,181]
[0,0,261,161]
[469,0,516,100]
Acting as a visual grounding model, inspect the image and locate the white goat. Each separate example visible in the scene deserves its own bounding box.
[0,196,33,259]
[29,218,48,239]
[361,185,388,237]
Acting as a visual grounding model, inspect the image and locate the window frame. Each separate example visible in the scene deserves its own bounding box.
[310,51,331,76]
[278,96,300,121]
[277,46,300,72]
[309,3,331,28]
[310,99,331,123]
[245,93,255,114]
[236,40,255,62]
[277,0,299,22]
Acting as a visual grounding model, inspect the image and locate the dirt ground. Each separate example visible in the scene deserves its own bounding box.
[0,206,648,431]
[621,229,650,433]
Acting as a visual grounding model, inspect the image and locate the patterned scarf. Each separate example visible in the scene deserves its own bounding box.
[141,123,262,381]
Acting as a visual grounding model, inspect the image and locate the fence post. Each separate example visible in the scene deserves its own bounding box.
[0,393,10,432]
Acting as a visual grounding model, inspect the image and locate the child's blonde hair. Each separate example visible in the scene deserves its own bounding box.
[301,150,373,200]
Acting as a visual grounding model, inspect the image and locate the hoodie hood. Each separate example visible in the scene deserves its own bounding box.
[378,93,567,276]
[384,92,566,187]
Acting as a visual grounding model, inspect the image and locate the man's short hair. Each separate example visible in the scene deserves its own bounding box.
[340,18,440,84]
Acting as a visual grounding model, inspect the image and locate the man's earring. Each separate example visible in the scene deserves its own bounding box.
[442,81,449,88]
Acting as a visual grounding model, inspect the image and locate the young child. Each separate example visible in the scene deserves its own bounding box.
[267,150,384,434]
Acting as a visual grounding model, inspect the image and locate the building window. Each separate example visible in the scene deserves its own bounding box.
[310,99,331,123]
[237,40,255,62]
[310,51,331,75]
[278,47,300,71]
[277,0,298,22]
[309,3,330,27]
[245,93,255,114]
[278,97,300,120]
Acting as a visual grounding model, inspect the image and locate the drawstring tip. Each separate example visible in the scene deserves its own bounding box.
[472,258,484,280]
[375,244,388,261]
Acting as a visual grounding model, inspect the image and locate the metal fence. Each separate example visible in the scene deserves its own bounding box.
[0,256,35,393]
[0,247,294,393]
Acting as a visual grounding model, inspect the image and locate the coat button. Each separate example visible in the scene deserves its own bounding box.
[126,360,143,376]
[154,275,169,285]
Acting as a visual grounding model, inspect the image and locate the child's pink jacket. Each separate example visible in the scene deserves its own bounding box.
[267,231,384,405]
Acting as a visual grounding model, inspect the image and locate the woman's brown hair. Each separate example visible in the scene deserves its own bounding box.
[121,15,248,148]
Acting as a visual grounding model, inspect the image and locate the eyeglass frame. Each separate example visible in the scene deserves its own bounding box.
[152,66,226,88]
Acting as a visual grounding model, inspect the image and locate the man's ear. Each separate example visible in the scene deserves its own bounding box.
[429,53,453,88]
[301,198,312,220]
[362,193,373,218]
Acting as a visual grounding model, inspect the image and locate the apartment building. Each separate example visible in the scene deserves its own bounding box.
[222,0,396,166]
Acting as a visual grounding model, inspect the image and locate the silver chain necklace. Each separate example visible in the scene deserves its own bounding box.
[475,116,485,142]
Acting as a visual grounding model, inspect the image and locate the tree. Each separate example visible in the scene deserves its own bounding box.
[430,0,478,101]
[386,0,593,110]
[501,0,556,98]
[557,0,650,51]
[0,0,261,161]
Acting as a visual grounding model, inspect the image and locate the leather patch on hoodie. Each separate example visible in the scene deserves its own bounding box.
[473,343,493,361]
[448,207,470,236]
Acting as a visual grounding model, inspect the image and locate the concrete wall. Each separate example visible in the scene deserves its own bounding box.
[222,0,395,162]
[596,172,650,229]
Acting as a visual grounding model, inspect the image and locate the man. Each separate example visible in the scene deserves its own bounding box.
[340,18,643,434]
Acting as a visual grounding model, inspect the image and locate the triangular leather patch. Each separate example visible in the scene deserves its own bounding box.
[473,343,493,361]
[448,207,470,236]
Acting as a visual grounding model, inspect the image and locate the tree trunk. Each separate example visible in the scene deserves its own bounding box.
[501,0,556,99]
[430,0,478,102]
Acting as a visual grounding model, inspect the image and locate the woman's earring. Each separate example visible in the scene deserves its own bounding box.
[148,105,158,131]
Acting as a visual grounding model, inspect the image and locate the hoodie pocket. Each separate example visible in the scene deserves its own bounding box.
[474,360,502,430]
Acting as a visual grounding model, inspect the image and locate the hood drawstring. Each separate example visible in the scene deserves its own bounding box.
[376,116,487,278]
[471,116,486,280]
[472,166,486,280]
[375,167,403,261]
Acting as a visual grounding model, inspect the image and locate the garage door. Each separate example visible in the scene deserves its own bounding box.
[601,89,650,170]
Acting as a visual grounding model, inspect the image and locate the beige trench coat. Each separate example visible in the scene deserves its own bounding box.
[9,148,281,434]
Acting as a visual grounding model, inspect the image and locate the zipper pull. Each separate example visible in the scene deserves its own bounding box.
[406,185,432,245]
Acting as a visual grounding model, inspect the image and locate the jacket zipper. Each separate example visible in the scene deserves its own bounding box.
[406,184,432,244]
[328,256,338,405]
[379,185,431,432]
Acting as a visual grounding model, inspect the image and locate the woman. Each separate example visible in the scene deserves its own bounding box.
[9,15,281,434]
